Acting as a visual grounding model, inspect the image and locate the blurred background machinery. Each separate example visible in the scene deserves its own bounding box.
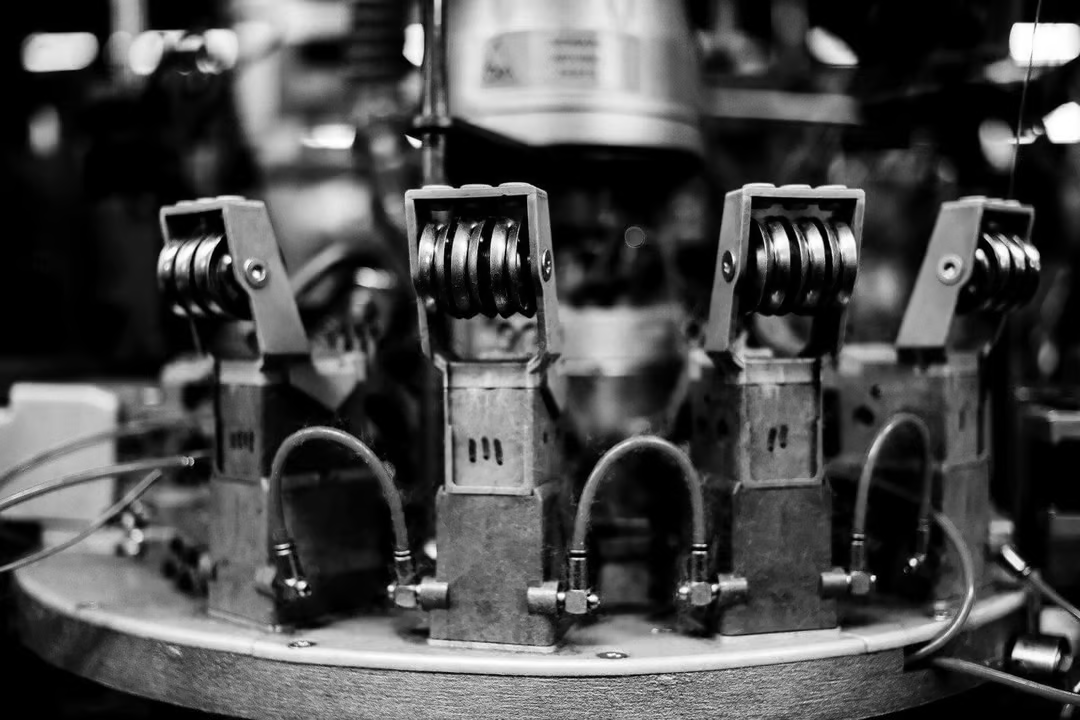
[4,0,1080,718]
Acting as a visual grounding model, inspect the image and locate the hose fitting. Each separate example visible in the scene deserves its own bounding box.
[271,540,312,602]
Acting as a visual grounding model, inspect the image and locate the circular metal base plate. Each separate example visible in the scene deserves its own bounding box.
[15,553,1024,719]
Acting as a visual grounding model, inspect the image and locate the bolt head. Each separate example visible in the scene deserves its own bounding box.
[280,576,312,601]
[679,581,716,608]
[849,570,875,597]
[541,249,553,281]
[721,251,737,281]
[243,258,270,288]
[937,254,964,285]
[563,588,598,616]
[389,583,418,609]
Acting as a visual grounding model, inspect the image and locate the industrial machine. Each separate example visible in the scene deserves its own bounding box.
[156,197,393,626]
[692,182,863,635]
[401,181,563,648]
[829,197,1040,607]
[5,2,1080,719]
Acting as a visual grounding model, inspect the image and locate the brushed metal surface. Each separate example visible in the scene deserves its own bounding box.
[14,553,1027,719]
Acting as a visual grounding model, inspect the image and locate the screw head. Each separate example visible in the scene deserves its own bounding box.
[937,254,964,285]
[541,249,553,281]
[597,651,628,659]
[721,251,737,282]
[243,258,269,288]
[288,639,316,649]
[624,226,646,248]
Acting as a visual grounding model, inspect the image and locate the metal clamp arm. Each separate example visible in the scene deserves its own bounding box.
[704,184,864,366]
[896,197,1038,354]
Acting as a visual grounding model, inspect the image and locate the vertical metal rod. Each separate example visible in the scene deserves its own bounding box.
[419,0,450,185]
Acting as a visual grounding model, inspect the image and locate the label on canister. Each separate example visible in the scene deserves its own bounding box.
[481,30,641,91]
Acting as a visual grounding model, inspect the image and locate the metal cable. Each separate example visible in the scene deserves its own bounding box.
[571,435,705,553]
[906,511,977,665]
[932,656,1080,706]
[999,545,1080,625]
[0,417,197,494]
[0,470,165,574]
[1061,678,1080,718]
[853,412,934,543]
[829,469,977,664]
[0,454,206,514]
[1008,0,1043,199]
[267,426,408,552]
[1030,573,1080,626]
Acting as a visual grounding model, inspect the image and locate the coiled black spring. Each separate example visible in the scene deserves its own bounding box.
[958,232,1040,314]
[741,217,859,316]
[157,235,250,320]
[414,218,536,319]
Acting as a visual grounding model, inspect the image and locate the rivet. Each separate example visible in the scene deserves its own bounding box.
[722,251,737,281]
[541,249,553,281]
[937,254,964,285]
[289,639,316,649]
[243,259,269,288]
[597,651,628,659]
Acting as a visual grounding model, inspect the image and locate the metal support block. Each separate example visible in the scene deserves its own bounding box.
[693,357,837,634]
[208,468,389,627]
[429,484,564,647]
[428,359,567,648]
[834,346,982,468]
[206,360,386,628]
[831,346,990,602]
[723,484,836,634]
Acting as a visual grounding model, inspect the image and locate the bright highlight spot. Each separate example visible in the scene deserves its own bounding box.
[1044,102,1080,145]
[301,124,357,150]
[129,31,166,75]
[1010,23,1080,67]
[806,27,858,67]
[403,23,424,67]
[22,33,99,73]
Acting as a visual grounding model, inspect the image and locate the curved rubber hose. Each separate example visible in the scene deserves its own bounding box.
[906,511,977,665]
[854,412,934,541]
[572,435,704,553]
[267,426,408,552]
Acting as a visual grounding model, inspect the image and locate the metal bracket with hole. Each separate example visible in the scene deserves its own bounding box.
[159,197,359,409]
[703,183,865,368]
[404,183,562,367]
[895,196,1036,354]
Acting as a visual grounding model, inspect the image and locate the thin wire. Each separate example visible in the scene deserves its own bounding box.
[1008,0,1044,198]
[906,511,978,664]
[0,470,165,574]
[828,469,977,663]
[0,417,197,494]
[1028,572,1080,625]
[0,454,206,514]
[932,656,1080,705]
[1062,678,1080,719]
